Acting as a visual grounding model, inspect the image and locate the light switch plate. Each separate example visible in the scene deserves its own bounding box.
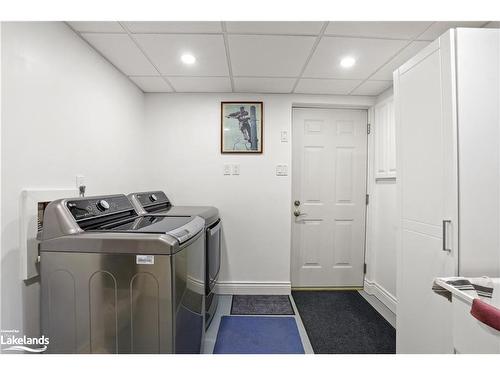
[280,130,288,143]
[232,164,240,175]
[223,164,232,175]
[276,164,288,176]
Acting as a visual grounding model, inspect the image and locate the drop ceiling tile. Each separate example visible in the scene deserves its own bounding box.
[325,21,432,40]
[483,21,500,28]
[129,76,173,92]
[122,21,222,34]
[303,36,407,79]
[295,78,362,95]
[371,40,430,80]
[417,21,488,40]
[81,33,157,75]
[68,21,125,33]
[234,77,296,93]
[228,35,315,77]
[351,80,392,96]
[226,21,324,35]
[168,76,231,92]
[133,34,229,76]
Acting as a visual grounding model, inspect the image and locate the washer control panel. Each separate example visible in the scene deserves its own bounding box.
[67,195,134,221]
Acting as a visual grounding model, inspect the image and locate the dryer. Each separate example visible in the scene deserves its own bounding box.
[39,194,205,354]
[128,191,220,328]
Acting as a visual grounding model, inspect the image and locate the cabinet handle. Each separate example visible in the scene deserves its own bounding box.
[442,220,452,252]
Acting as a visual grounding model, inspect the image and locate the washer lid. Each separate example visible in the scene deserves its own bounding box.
[88,215,205,244]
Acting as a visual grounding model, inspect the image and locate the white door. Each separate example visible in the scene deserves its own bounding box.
[292,108,368,288]
[394,33,458,353]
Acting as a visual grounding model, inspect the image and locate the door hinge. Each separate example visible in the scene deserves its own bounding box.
[364,263,367,274]
[365,194,369,205]
[367,123,371,134]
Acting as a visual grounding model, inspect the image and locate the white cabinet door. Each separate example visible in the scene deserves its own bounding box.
[292,108,368,287]
[374,98,396,179]
[394,32,458,353]
[455,28,500,277]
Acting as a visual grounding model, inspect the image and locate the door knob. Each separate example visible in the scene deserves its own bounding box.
[294,200,300,207]
[294,208,306,217]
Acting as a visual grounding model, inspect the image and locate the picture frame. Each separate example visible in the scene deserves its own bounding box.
[221,101,263,153]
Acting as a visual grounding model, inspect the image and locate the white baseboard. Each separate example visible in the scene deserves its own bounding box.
[360,279,397,328]
[216,281,291,295]
[363,279,397,312]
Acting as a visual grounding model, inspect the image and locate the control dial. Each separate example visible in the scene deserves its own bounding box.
[96,199,110,212]
[150,194,158,202]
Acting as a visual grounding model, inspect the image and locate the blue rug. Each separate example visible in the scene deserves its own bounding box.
[213,316,305,354]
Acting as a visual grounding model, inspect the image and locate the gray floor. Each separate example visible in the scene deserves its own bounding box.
[202,294,314,354]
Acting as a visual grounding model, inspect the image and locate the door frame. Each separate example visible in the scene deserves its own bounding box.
[290,105,371,290]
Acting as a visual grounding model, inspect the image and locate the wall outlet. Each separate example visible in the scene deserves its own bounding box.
[280,130,289,143]
[232,164,240,175]
[223,164,232,175]
[276,164,288,176]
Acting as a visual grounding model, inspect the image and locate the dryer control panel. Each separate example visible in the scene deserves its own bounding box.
[133,191,171,213]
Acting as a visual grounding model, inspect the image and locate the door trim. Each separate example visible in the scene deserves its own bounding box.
[290,106,370,288]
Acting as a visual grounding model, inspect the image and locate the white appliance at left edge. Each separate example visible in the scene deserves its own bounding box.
[20,188,78,280]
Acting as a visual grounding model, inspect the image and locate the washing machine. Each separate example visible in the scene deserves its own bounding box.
[127,191,220,328]
[39,194,205,354]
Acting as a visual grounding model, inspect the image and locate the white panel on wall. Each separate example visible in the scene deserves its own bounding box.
[374,97,396,179]
[20,188,78,280]
[363,93,398,320]
[387,102,397,176]
[375,106,387,176]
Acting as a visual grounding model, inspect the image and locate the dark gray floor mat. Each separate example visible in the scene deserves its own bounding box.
[292,291,396,354]
[231,295,295,315]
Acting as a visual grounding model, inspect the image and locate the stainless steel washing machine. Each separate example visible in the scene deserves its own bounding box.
[39,194,205,354]
[127,191,220,329]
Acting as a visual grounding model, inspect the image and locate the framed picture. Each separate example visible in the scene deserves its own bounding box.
[221,101,263,153]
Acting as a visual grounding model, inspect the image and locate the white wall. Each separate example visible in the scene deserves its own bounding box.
[0,22,378,337]
[1,22,150,337]
[144,93,375,294]
[363,88,398,321]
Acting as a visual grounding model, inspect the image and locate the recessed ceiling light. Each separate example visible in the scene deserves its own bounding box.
[181,54,196,65]
[340,56,356,68]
